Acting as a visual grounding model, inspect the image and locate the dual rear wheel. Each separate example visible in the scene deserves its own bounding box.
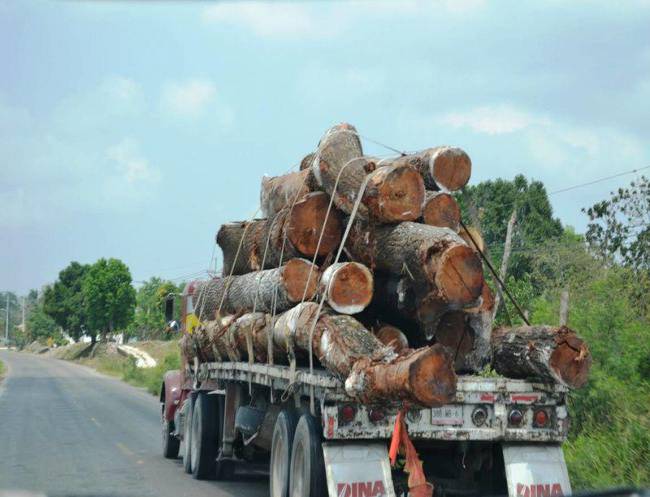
[270,410,326,497]
[181,392,234,480]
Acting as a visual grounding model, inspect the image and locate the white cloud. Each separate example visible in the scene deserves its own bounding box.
[438,104,549,135]
[107,139,160,185]
[102,76,140,102]
[201,1,486,39]
[202,2,320,38]
[161,79,217,118]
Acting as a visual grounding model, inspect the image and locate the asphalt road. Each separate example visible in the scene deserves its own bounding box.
[0,350,268,497]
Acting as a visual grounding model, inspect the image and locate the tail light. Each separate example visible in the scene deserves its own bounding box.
[339,405,356,425]
[533,408,549,428]
[508,408,524,426]
[369,408,385,423]
[471,406,488,427]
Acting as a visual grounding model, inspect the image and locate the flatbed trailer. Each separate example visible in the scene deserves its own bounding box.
[161,359,573,497]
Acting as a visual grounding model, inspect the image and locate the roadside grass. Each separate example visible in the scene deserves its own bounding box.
[0,359,5,378]
[121,352,181,396]
[53,340,182,397]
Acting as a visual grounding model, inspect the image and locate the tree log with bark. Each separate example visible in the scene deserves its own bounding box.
[379,147,471,192]
[273,302,457,406]
[491,325,592,388]
[217,191,342,275]
[260,169,318,218]
[346,221,484,307]
[193,259,319,320]
[312,123,425,223]
[421,191,461,232]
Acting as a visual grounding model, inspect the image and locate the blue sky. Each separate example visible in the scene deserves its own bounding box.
[2,0,649,294]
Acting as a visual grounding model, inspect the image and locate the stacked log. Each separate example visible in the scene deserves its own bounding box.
[217,191,342,275]
[180,121,591,408]
[491,325,592,388]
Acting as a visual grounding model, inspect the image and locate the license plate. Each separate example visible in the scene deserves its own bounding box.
[431,405,463,425]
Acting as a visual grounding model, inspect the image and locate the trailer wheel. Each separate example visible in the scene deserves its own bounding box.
[270,409,299,497]
[182,396,194,474]
[191,392,219,480]
[289,413,326,497]
[162,415,180,459]
[214,395,235,480]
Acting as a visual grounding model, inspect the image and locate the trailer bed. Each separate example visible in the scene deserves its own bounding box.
[188,360,570,443]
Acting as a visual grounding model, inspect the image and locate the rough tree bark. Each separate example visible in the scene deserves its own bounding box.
[312,123,425,223]
[260,169,317,218]
[491,325,592,388]
[379,147,472,192]
[421,191,461,232]
[192,259,319,320]
[272,302,457,406]
[346,221,484,307]
[217,192,342,275]
[319,262,373,314]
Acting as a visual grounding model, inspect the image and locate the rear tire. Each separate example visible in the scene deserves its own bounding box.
[269,409,299,497]
[191,393,218,480]
[289,413,326,497]
[182,396,194,474]
[162,416,180,459]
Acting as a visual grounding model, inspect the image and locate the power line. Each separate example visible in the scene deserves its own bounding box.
[548,165,650,195]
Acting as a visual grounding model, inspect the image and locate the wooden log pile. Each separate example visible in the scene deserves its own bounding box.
[181,123,591,406]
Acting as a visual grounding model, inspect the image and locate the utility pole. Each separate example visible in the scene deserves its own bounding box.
[22,296,26,337]
[4,293,9,343]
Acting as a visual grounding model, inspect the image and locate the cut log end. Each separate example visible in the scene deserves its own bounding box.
[408,344,457,407]
[431,147,472,191]
[422,192,461,231]
[435,245,484,305]
[366,165,425,222]
[549,328,592,388]
[375,324,410,353]
[322,262,374,314]
[283,258,320,302]
[287,191,343,256]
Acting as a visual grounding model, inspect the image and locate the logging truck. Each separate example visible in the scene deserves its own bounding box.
[159,282,574,497]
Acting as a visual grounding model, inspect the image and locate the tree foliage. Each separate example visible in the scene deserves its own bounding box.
[43,262,89,340]
[82,258,136,340]
[458,174,563,280]
[127,277,183,340]
[583,175,650,270]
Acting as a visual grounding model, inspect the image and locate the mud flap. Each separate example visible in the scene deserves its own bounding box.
[503,444,572,497]
[322,442,396,497]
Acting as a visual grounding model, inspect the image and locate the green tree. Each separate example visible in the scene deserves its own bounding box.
[25,306,59,344]
[43,262,89,341]
[583,175,650,270]
[82,258,136,342]
[458,174,563,280]
[128,278,182,340]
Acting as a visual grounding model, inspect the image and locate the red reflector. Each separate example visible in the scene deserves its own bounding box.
[534,409,549,427]
[340,405,356,424]
[369,409,385,423]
